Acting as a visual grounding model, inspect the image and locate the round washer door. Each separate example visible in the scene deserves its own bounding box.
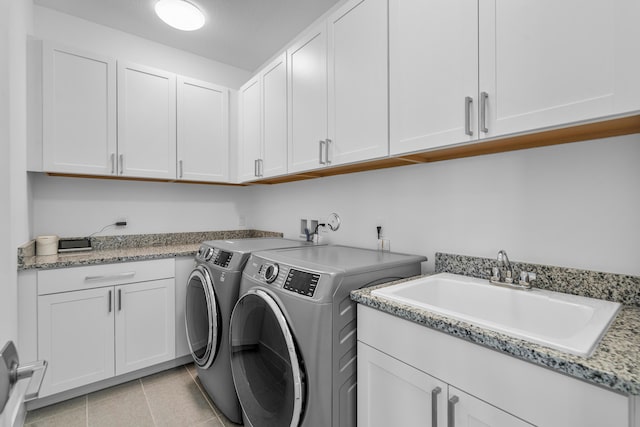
[230,289,305,427]
[185,266,221,369]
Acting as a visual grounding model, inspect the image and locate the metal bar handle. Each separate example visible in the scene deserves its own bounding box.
[254,159,259,177]
[85,272,136,282]
[480,91,489,133]
[118,289,122,311]
[179,160,184,178]
[108,290,112,313]
[119,154,124,175]
[319,140,326,165]
[448,395,459,427]
[17,360,48,401]
[110,153,115,174]
[325,139,332,165]
[464,96,473,136]
[432,386,442,427]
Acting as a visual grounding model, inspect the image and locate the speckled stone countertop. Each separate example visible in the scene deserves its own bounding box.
[351,254,640,396]
[18,230,283,270]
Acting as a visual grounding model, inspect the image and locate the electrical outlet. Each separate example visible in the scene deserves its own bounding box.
[239,215,246,227]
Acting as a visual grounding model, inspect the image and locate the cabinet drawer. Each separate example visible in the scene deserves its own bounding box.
[38,259,175,295]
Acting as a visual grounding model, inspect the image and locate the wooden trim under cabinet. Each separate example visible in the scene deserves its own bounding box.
[46,113,640,186]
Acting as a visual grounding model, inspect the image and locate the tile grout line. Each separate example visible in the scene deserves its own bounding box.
[185,365,227,426]
[140,378,159,427]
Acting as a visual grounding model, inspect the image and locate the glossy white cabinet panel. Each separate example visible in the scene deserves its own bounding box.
[448,386,533,427]
[357,342,446,427]
[261,53,288,178]
[328,0,389,165]
[389,0,478,155]
[115,279,175,375]
[238,76,262,182]
[38,287,115,396]
[42,42,117,174]
[117,62,176,179]
[287,24,328,173]
[177,76,229,182]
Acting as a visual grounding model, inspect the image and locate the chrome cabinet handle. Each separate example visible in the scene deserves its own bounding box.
[480,91,489,133]
[448,395,459,427]
[85,272,136,282]
[325,139,332,165]
[432,387,442,427]
[464,97,473,136]
[110,153,115,174]
[108,290,112,313]
[319,140,326,165]
[179,160,183,178]
[118,289,122,311]
[119,154,124,175]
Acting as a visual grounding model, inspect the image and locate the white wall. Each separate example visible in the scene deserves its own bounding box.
[245,134,640,277]
[33,6,250,89]
[1,0,32,349]
[31,174,250,237]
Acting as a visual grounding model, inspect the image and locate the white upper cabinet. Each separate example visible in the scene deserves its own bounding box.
[391,0,640,155]
[328,0,389,165]
[478,0,640,138]
[238,76,262,182]
[42,42,117,175]
[177,76,229,182]
[261,54,288,178]
[117,62,177,179]
[389,0,478,155]
[288,23,328,173]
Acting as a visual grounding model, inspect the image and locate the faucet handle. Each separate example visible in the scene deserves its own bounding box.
[490,267,500,281]
[519,271,536,287]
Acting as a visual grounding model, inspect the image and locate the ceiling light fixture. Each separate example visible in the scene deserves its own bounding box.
[154,0,205,31]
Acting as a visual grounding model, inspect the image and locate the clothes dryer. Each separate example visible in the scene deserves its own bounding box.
[185,238,313,424]
[229,245,426,427]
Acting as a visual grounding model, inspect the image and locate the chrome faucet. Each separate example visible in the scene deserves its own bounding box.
[496,250,513,283]
[490,250,536,290]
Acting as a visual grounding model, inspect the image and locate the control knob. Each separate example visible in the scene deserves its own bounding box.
[263,263,280,283]
[204,248,214,261]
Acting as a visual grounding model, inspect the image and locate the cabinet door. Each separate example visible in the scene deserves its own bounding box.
[115,279,175,375]
[42,43,117,175]
[448,386,534,427]
[117,62,176,179]
[177,77,229,182]
[288,24,328,173]
[328,0,389,165]
[357,342,447,427]
[38,287,115,397]
[261,53,288,178]
[478,0,640,138]
[238,76,262,182]
[389,0,478,155]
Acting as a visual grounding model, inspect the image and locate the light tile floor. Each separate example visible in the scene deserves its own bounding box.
[24,364,244,427]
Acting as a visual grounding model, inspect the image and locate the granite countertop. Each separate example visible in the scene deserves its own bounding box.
[351,276,640,396]
[18,230,283,270]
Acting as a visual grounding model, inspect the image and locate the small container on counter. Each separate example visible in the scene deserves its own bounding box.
[36,235,59,256]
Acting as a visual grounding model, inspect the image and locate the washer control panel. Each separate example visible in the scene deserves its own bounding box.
[283,269,320,297]
[196,245,233,269]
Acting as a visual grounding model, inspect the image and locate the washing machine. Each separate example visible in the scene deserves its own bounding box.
[229,245,427,427]
[185,238,314,424]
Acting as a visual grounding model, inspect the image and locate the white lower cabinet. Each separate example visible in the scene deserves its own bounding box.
[37,287,115,396]
[358,343,531,427]
[357,305,633,427]
[36,259,175,397]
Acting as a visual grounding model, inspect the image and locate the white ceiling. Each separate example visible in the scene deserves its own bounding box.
[33,0,342,72]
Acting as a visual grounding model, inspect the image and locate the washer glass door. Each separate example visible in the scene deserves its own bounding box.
[230,289,304,427]
[185,266,220,368]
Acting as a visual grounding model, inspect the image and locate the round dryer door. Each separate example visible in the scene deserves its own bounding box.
[229,289,304,427]
[185,266,221,369]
